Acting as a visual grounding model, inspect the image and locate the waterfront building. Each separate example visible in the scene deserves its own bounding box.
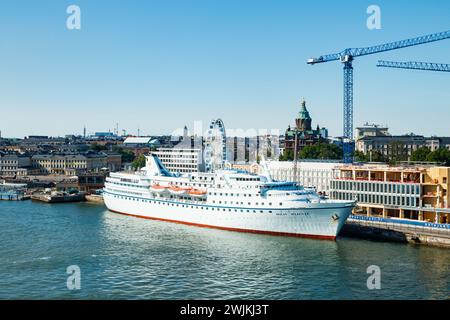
[266,160,342,194]
[31,153,109,175]
[329,164,450,224]
[230,160,342,195]
[0,154,31,177]
[0,181,28,200]
[283,100,328,156]
[77,172,106,192]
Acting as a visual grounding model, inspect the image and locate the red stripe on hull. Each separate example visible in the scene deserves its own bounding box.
[108,209,336,241]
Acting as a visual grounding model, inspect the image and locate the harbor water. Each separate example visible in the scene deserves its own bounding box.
[0,201,448,299]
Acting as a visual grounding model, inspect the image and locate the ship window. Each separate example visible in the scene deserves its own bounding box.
[279,203,282,206]
[260,211,263,213]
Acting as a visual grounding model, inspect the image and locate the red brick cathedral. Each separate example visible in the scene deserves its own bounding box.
[284,99,328,155]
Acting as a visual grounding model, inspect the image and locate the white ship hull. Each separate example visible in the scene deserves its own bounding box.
[103,190,353,240]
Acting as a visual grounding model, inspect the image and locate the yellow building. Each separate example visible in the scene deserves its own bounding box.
[330,164,450,224]
[32,154,108,175]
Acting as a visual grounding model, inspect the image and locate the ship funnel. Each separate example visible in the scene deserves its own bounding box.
[145,154,174,177]
[260,156,273,183]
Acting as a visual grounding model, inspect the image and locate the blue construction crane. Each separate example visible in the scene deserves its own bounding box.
[377,60,450,72]
[307,30,450,140]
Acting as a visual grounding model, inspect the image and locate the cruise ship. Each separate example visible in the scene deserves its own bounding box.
[103,154,355,240]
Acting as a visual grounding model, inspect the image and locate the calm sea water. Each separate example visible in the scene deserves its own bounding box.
[0,201,448,300]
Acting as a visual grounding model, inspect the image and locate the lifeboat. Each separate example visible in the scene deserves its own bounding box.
[150,184,168,193]
[188,189,207,198]
[168,186,190,195]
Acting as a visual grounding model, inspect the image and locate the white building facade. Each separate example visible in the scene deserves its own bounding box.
[152,148,205,174]
[265,161,344,194]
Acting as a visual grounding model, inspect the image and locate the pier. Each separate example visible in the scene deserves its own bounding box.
[341,214,450,248]
[31,191,86,203]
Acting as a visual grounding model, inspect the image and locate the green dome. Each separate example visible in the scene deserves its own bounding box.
[298,100,311,120]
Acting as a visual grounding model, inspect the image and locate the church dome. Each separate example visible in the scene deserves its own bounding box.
[298,99,311,120]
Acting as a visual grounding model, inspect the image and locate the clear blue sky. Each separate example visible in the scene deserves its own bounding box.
[1,0,449,138]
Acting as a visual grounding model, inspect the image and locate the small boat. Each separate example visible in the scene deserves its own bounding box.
[188,189,207,198]
[168,186,191,195]
[150,184,168,193]
[168,187,187,195]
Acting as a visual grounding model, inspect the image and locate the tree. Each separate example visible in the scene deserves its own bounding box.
[90,143,108,151]
[279,149,294,161]
[131,155,146,170]
[354,150,368,162]
[426,148,450,166]
[299,143,342,160]
[113,146,136,163]
[353,150,387,163]
[411,147,431,162]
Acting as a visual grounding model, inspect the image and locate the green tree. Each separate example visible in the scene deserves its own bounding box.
[299,143,342,160]
[411,147,431,162]
[279,149,294,161]
[353,150,368,162]
[90,143,108,151]
[131,155,146,170]
[353,150,388,163]
[113,146,136,163]
[426,148,450,166]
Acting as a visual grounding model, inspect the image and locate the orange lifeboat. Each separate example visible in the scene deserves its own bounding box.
[188,189,207,198]
[150,184,168,193]
[168,186,190,195]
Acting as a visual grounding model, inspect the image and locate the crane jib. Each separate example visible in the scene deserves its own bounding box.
[308,30,450,63]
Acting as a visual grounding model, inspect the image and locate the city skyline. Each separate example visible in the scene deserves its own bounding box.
[1,0,450,138]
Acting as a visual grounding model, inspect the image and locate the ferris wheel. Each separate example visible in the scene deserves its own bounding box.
[204,119,227,172]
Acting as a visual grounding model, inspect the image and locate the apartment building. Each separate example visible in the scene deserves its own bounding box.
[329,164,450,224]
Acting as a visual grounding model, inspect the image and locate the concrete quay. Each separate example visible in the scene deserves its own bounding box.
[341,215,450,248]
